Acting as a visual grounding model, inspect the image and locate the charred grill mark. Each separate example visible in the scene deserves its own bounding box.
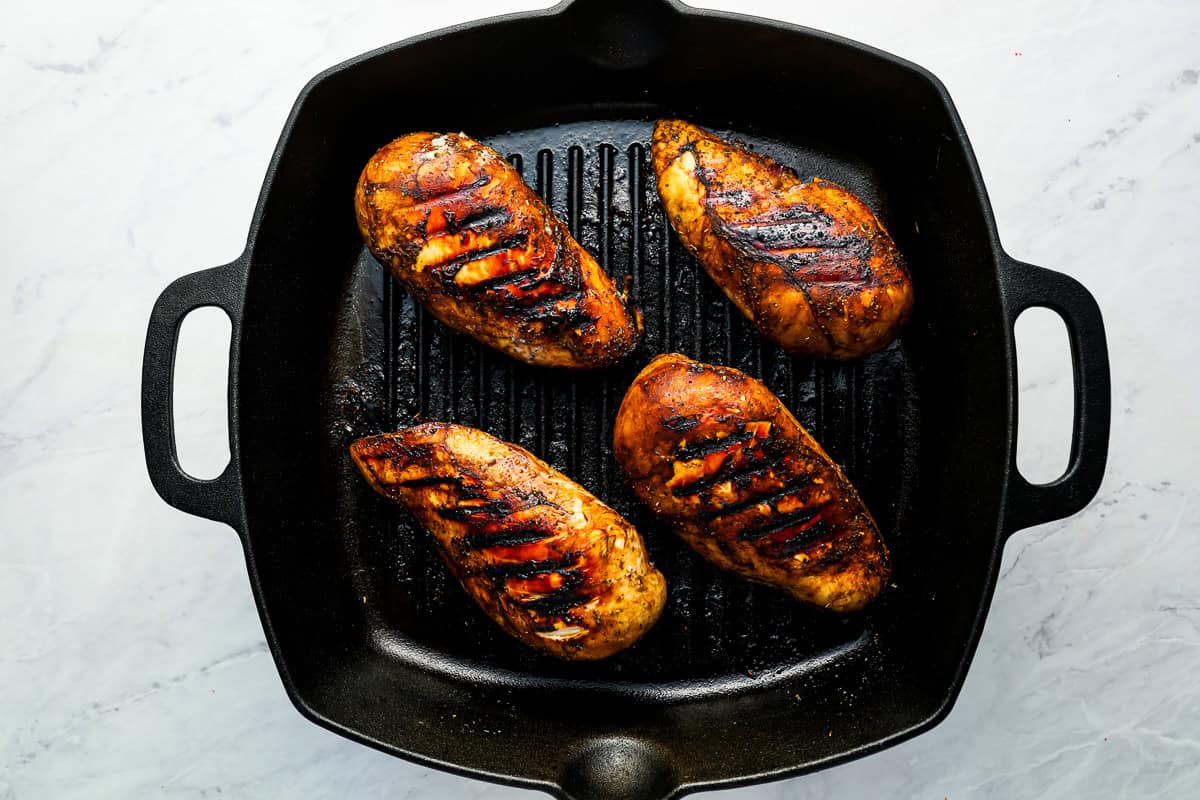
[731,462,779,490]
[769,237,873,260]
[737,506,822,541]
[435,500,509,521]
[431,232,530,282]
[494,269,555,295]
[483,553,581,581]
[466,266,542,292]
[778,519,835,556]
[674,430,755,461]
[456,223,591,330]
[515,571,587,615]
[522,290,589,328]
[521,286,582,312]
[722,209,835,250]
[732,225,870,261]
[459,527,553,550]
[708,189,752,208]
[396,474,461,489]
[671,447,786,497]
[718,205,875,281]
[698,484,802,520]
[446,206,511,234]
[537,309,590,331]
[519,586,585,616]
[409,173,490,204]
[779,244,876,285]
[661,414,701,433]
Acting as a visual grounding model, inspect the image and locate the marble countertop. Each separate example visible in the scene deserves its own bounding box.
[2,0,1196,797]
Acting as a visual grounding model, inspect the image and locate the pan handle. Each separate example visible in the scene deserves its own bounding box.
[560,738,677,800]
[141,259,247,530]
[999,256,1110,535]
[559,0,685,13]
[558,0,683,70]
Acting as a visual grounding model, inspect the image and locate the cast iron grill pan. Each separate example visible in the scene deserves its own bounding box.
[142,1,1110,796]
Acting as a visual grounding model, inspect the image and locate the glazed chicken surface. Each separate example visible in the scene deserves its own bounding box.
[356,132,642,368]
[613,353,890,612]
[652,119,913,359]
[351,422,666,659]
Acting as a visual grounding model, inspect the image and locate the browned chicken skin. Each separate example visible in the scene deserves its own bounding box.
[652,119,913,359]
[350,423,666,659]
[356,132,642,368]
[613,354,890,612]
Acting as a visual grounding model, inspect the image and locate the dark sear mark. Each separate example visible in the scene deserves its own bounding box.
[729,459,785,490]
[424,476,588,613]
[716,205,874,281]
[465,266,542,293]
[459,527,553,550]
[699,484,803,520]
[520,592,583,617]
[408,173,490,204]
[707,188,753,208]
[530,303,590,332]
[719,205,836,250]
[671,451,785,497]
[435,499,512,521]
[516,572,587,616]
[777,519,835,557]
[397,474,461,489]
[661,414,702,433]
[453,230,594,331]
[446,205,512,234]
[669,426,791,497]
[675,429,756,461]
[483,554,581,581]
[433,233,530,283]
[737,506,823,541]
[522,288,585,318]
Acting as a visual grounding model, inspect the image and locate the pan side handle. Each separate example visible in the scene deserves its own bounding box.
[1000,256,1111,535]
[141,259,247,530]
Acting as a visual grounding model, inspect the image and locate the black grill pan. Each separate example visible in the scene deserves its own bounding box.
[141,1,1111,797]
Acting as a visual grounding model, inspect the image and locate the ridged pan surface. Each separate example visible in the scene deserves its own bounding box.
[329,120,920,693]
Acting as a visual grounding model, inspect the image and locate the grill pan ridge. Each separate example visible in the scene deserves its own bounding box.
[142,1,1110,797]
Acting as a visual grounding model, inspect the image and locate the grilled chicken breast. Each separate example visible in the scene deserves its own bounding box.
[351,423,666,659]
[612,353,889,612]
[356,132,642,368]
[652,119,913,359]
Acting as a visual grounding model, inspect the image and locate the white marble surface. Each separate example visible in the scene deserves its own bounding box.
[1,0,1196,797]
